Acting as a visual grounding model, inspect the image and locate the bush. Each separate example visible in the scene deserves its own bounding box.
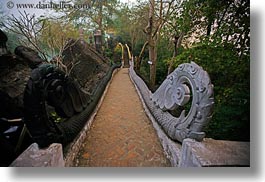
[171,42,250,141]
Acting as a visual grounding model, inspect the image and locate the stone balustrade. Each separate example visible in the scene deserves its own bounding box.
[128,58,250,167]
[10,143,64,167]
[10,58,250,167]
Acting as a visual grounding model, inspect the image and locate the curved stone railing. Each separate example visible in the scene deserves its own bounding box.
[129,60,214,143]
[128,58,249,167]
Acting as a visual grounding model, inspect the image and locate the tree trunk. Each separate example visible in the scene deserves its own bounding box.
[98,1,103,32]
[149,39,157,89]
[147,0,156,89]
[97,1,103,53]
[136,41,148,72]
[168,33,184,75]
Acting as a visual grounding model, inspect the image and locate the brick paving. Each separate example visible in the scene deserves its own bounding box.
[74,68,170,167]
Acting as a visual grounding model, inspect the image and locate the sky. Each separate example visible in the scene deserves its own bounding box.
[0,0,139,18]
[1,0,57,18]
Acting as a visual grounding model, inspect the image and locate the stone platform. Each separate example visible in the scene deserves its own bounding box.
[179,138,250,167]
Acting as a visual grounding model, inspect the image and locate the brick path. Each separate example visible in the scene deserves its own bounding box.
[74,68,170,167]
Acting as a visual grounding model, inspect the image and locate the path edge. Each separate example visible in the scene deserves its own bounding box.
[128,64,181,167]
[64,68,120,167]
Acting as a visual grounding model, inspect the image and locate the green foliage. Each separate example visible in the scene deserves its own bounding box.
[112,1,148,53]
[50,112,64,123]
[171,42,250,141]
[111,44,122,64]
[5,31,20,52]
[156,38,173,85]
[159,0,250,141]
[136,37,172,89]
[40,18,80,59]
[139,58,150,86]
[104,47,113,60]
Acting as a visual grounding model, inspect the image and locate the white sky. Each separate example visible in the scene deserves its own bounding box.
[1,0,55,18]
[0,0,139,18]
[120,0,138,5]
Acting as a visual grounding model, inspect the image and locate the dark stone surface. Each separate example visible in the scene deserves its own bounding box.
[0,29,8,56]
[0,56,31,118]
[0,29,45,119]
[14,46,43,69]
[62,39,110,94]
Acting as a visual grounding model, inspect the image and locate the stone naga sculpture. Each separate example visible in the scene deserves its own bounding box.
[0,29,120,149]
[151,62,214,142]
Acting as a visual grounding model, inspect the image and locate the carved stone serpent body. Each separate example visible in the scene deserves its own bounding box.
[23,63,120,148]
[130,61,214,142]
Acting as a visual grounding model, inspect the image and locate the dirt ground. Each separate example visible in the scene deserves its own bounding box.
[74,68,170,167]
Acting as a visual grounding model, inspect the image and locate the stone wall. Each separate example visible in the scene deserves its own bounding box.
[10,143,64,167]
[179,138,250,167]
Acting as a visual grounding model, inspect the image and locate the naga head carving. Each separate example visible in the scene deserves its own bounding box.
[151,62,214,142]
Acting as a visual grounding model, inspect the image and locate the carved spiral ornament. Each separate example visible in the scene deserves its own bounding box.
[151,62,214,141]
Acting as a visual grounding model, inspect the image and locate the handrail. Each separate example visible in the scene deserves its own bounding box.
[128,53,214,143]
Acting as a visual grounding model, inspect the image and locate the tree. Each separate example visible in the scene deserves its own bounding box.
[168,0,250,141]
[2,11,82,73]
[65,0,119,33]
[144,0,175,89]
[115,0,181,88]
[40,18,81,73]
[110,1,149,71]
[113,2,148,49]
[2,11,48,60]
[176,0,250,56]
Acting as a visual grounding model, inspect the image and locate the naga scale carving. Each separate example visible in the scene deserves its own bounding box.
[129,59,214,143]
[151,62,214,142]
